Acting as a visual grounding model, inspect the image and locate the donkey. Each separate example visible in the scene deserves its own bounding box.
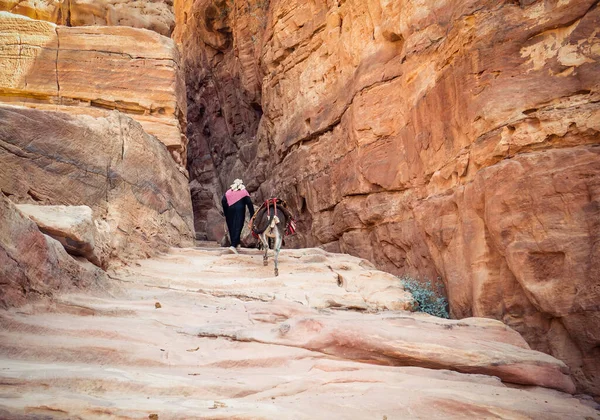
[252,201,288,277]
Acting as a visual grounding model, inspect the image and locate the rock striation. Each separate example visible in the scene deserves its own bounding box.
[176,0,600,396]
[0,12,187,166]
[0,105,194,265]
[0,0,175,36]
[1,246,598,418]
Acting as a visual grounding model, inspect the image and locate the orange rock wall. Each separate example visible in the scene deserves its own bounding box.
[0,0,175,36]
[0,11,188,167]
[176,0,600,395]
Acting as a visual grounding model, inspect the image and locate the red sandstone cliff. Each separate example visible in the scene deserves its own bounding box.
[175,0,600,396]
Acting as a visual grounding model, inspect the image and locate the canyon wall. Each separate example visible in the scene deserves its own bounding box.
[176,0,600,395]
[173,0,266,236]
[0,4,194,299]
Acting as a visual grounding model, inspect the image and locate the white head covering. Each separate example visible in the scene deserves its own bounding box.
[230,179,246,191]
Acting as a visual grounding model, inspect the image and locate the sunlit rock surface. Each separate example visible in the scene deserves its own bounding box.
[0,0,175,36]
[0,12,187,165]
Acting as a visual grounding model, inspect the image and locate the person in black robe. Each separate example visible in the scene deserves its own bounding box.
[221,179,254,254]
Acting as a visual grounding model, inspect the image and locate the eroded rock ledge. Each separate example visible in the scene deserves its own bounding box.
[0,195,106,308]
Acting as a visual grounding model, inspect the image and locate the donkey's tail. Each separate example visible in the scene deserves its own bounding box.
[252,212,275,235]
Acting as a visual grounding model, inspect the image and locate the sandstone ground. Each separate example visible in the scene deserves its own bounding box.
[0,245,597,419]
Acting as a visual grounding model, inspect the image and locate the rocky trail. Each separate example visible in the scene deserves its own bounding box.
[0,246,598,419]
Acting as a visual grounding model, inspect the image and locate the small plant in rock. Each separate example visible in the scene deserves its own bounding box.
[400,276,449,319]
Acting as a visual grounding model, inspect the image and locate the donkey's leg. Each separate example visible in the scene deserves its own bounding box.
[273,227,283,277]
[260,233,269,266]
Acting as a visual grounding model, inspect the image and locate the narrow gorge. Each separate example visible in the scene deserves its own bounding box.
[0,0,599,418]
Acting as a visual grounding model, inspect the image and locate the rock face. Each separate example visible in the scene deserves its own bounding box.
[0,0,175,36]
[0,12,187,166]
[0,105,194,264]
[0,195,105,309]
[175,0,600,396]
[1,246,598,418]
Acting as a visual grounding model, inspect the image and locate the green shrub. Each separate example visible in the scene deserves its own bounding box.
[400,276,449,319]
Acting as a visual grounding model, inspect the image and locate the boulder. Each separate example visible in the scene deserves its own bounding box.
[205,207,226,243]
[16,204,102,268]
[0,195,105,308]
